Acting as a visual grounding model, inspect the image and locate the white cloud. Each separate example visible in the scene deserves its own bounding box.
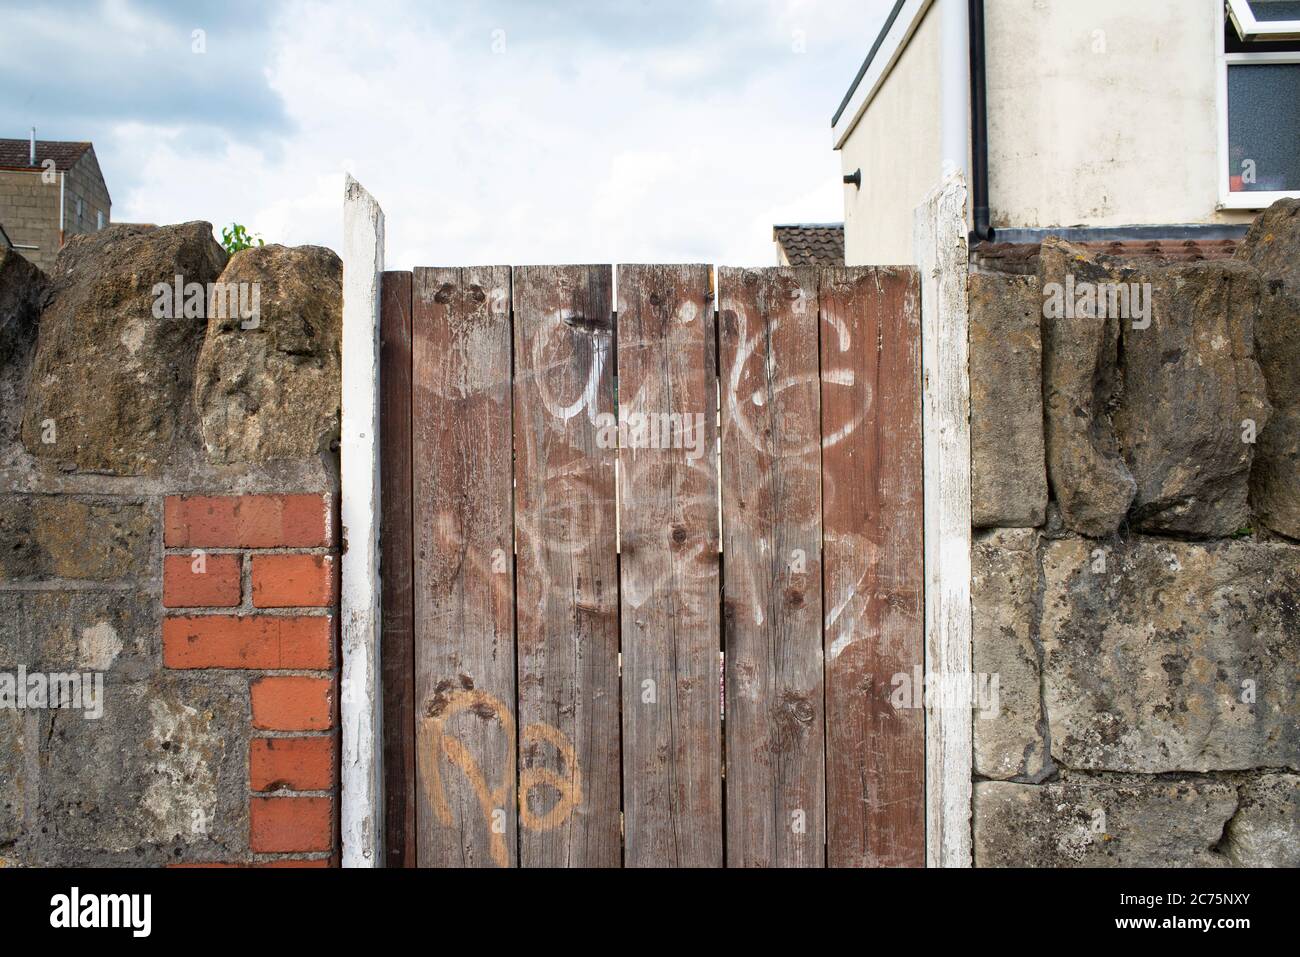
[98,0,891,266]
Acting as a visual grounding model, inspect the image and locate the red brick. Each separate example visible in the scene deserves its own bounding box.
[162,553,241,608]
[164,494,333,549]
[252,554,336,608]
[163,615,333,669]
[250,797,333,853]
[250,736,335,792]
[252,676,334,731]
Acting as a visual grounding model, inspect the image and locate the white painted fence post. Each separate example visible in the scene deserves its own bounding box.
[341,175,385,867]
[914,172,973,867]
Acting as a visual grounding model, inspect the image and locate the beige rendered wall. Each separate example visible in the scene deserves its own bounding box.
[840,3,943,265]
[985,0,1254,229]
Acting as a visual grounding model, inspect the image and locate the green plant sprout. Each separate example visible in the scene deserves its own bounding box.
[221,223,266,255]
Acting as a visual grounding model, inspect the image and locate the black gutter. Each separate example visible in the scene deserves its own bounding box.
[832,0,908,128]
[969,0,992,241]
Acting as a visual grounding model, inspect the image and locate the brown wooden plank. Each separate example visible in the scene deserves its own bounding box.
[412,266,517,868]
[379,270,415,867]
[718,266,825,867]
[617,264,723,867]
[511,265,621,867]
[820,266,924,867]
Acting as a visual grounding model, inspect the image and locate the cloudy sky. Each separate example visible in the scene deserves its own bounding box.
[1,0,891,268]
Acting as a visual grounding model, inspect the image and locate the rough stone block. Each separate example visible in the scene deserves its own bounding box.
[1038,239,1134,537]
[0,590,159,674]
[0,496,155,583]
[193,244,341,464]
[1041,538,1299,773]
[1221,773,1300,867]
[30,673,248,864]
[1114,260,1269,536]
[21,222,227,474]
[972,528,1048,780]
[0,247,47,464]
[1236,199,1300,539]
[0,708,24,849]
[974,779,1237,867]
[1038,240,1271,538]
[970,273,1047,528]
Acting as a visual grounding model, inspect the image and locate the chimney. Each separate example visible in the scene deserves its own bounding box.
[29,127,36,167]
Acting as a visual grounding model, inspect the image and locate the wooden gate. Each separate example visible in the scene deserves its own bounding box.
[379,264,923,867]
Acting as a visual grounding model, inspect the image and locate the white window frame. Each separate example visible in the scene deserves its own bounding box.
[1217,4,1300,209]
[1227,0,1300,41]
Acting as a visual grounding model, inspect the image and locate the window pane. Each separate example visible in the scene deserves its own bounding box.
[1248,1,1300,22]
[1228,63,1300,192]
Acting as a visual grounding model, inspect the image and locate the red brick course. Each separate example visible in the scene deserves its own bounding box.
[163,615,333,670]
[250,797,334,853]
[164,494,333,549]
[162,553,242,607]
[250,736,335,792]
[163,492,339,866]
[251,676,335,731]
[252,553,336,608]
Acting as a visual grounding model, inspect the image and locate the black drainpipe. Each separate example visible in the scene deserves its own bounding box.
[969,0,992,241]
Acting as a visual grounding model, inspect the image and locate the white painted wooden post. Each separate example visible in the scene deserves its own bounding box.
[914,172,973,867]
[341,175,385,867]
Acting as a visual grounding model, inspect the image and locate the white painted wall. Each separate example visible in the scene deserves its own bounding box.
[840,2,942,265]
[985,0,1254,229]
[838,0,1258,264]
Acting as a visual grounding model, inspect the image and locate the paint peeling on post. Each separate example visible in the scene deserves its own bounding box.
[914,171,973,868]
[341,175,385,867]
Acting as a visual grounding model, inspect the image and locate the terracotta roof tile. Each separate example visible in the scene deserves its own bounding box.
[773,223,845,267]
[0,139,93,172]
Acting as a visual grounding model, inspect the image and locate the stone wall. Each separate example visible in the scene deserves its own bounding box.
[968,199,1300,867]
[0,223,342,866]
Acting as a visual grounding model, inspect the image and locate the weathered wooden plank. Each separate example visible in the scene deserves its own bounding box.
[340,175,384,867]
[412,266,517,868]
[511,265,621,867]
[617,264,723,868]
[820,266,924,868]
[379,269,416,867]
[718,266,825,868]
[914,173,973,868]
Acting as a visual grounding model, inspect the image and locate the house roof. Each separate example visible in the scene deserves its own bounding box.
[773,224,846,267]
[0,139,93,171]
[971,238,1242,274]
